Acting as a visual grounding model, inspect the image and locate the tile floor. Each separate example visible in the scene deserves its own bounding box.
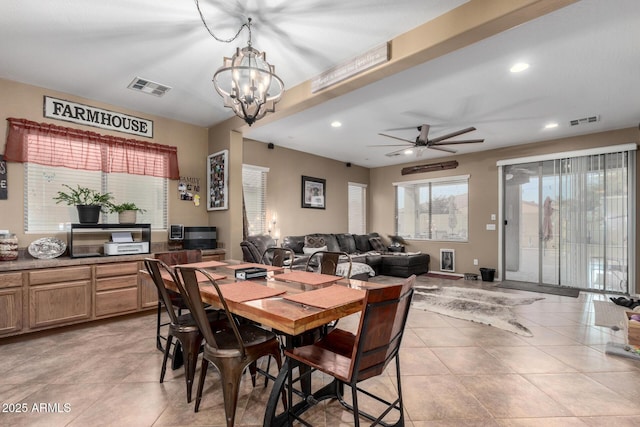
[1,276,640,426]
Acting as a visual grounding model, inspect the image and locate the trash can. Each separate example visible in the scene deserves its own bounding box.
[479,267,495,282]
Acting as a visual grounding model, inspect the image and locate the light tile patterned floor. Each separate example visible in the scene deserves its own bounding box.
[1,276,639,426]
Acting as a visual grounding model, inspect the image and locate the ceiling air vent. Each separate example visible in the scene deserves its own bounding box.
[569,115,599,126]
[127,77,171,97]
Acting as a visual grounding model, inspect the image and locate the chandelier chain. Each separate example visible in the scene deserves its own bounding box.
[194,0,252,45]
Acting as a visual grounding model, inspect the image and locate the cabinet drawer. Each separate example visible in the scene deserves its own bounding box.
[96,287,138,317]
[96,274,138,291]
[0,272,23,289]
[29,266,91,285]
[0,288,22,335]
[29,281,91,328]
[96,262,140,278]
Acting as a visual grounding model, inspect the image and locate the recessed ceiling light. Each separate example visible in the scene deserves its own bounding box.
[404,149,414,155]
[510,62,529,73]
[544,122,559,129]
[330,121,342,128]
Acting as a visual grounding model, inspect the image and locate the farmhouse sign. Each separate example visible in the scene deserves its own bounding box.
[44,96,153,138]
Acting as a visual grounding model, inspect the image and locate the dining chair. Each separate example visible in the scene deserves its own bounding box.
[305,250,352,277]
[153,249,203,353]
[175,265,284,426]
[144,258,226,403]
[283,275,416,427]
[260,246,295,267]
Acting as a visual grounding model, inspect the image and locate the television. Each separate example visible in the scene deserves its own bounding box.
[183,226,217,250]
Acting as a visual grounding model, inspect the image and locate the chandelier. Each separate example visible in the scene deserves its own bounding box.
[196,2,284,126]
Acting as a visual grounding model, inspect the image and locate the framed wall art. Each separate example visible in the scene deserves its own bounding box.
[207,150,228,211]
[440,248,455,272]
[301,175,326,209]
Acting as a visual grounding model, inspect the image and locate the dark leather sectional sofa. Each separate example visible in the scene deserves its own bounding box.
[282,232,430,278]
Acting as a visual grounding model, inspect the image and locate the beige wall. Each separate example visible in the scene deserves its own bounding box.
[242,138,370,238]
[370,127,639,293]
[0,78,210,247]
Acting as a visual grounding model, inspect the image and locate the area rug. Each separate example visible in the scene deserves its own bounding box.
[424,272,461,280]
[497,280,580,298]
[593,300,629,330]
[412,286,544,336]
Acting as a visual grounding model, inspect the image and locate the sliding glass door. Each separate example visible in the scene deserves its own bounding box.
[502,148,634,293]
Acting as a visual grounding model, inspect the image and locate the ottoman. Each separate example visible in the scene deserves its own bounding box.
[380,253,430,277]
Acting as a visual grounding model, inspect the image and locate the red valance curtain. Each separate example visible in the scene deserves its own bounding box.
[5,117,180,179]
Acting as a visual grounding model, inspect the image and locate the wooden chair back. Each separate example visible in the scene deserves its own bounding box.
[349,275,415,382]
[155,249,202,266]
[261,247,295,267]
[144,258,182,324]
[305,250,352,277]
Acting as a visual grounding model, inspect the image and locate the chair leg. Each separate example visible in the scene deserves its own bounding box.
[218,359,246,427]
[156,302,163,351]
[180,333,203,403]
[351,383,360,427]
[194,358,209,413]
[160,335,173,383]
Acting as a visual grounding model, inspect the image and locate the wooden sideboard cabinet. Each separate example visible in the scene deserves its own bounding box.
[0,272,23,336]
[28,266,92,329]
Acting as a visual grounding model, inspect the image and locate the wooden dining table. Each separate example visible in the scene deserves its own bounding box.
[152,259,392,426]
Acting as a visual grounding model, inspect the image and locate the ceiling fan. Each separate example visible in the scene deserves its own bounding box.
[373,124,484,157]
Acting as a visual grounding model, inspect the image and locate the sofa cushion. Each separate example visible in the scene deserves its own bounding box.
[302,245,327,255]
[335,233,357,254]
[354,234,372,252]
[282,235,305,254]
[240,234,276,263]
[369,236,387,252]
[304,235,326,248]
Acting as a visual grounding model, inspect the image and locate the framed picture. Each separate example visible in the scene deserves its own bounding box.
[207,150,228,211]
[440,248,455,272]
[301,175,326,209]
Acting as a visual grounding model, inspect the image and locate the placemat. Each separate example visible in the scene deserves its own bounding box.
[225,263,284,273]
[218,281,286,303]
[273,270,341,286]
[161,270,226,283]
[175,260,227,269]
[283,285,365,309]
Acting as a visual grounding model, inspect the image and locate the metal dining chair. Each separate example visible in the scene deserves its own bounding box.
[305,250,352,277]
[175,265,284,427]
[153,249,203,353]
[280,275,416,427]
[143,258,226,403]
[260,247,295,267]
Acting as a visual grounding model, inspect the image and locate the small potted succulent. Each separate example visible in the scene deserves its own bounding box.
[53,184,113,224]
[107,202,146,224]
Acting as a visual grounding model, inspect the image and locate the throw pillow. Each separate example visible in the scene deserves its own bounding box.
[368,236,386,252]
[304,235,326,248]
[302,245,327,255]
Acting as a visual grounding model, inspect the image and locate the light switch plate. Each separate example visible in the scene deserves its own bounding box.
[486,224,496,231]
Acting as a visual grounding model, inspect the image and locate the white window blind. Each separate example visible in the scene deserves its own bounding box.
[348,182,367,234]
[242,165,268,235]
[25,165,167,232]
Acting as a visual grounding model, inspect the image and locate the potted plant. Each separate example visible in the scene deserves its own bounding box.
[53,184,113,224]
[107,202,146,224]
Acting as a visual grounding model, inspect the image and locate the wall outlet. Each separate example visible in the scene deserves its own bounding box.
[473,259,479,265]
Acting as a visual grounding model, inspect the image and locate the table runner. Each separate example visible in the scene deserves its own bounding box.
[283,284,365,309]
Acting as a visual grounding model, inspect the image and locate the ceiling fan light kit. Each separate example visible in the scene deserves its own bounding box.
[195,1,284,126]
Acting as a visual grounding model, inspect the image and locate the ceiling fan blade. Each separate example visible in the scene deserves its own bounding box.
[429,126,476,144]
[378,133,415,144]
[432,139,484,145]
[368,144,414,147]
[428,145,457,154]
